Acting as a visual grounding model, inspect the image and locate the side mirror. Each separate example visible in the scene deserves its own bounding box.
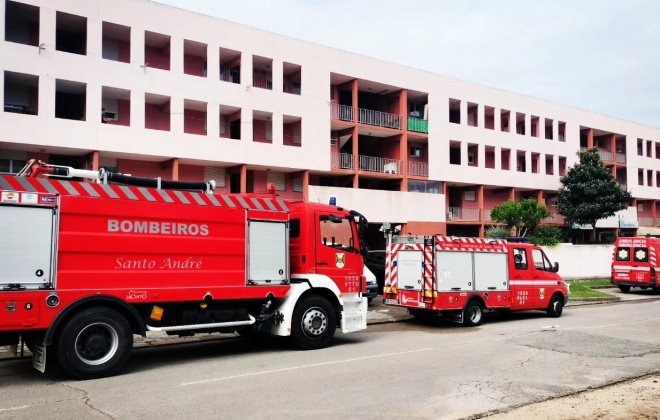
[328,214,343,224]
[553,262,559,273]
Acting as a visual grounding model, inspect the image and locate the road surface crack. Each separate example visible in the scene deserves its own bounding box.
[62,383,116,419]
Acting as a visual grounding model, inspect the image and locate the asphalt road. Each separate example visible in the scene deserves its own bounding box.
[2,301,660,420]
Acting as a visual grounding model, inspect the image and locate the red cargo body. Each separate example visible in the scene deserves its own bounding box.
[0,173,368,379]
[382,235,569,325]
[611,236,660,292]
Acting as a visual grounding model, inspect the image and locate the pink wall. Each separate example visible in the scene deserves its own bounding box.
[184,109,206,135]
[184,54,205,77]
[483,189,508,209]
[638,202,653,217]
[145,46,170,71]
[283,120,301,147]
[117,159,171,179]
[461,189,480,209]
[118,40,130,63]
[108,99,130,127]
[253,119,268,143]
[145,103,170,131]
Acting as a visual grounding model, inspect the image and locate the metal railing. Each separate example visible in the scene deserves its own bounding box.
[447,207,480,221]
[408,161,428,177]
[252,74,272,90]
[483,209,493,222]
[358,108,402,130]
[407,117,428,133]
[283,81,301,95]
[616,153,626,164]
[220,69,240,84]
[358,155,402,174]
[598,149,614,162]
[331,104,354,122]
[331,153,354,170]
[638,216,654,227]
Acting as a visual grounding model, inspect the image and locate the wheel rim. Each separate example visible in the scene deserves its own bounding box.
[301,307,328,339]
[469,306,481,323]
[553,300,561,313]
[74,322,119,366]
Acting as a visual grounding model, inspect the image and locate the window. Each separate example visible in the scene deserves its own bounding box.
[513,248,528,270]
[633,247,649,263]
[0,158,26,174]
[319,216,355,251]
[289,218,300,238]
[616,247,630,261]
[267,171,285,191]
[532,249,553,271]
[292,177,303,192]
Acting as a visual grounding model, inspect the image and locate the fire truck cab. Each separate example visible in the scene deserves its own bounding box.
[383,234,569,325]
[611,236,660,292]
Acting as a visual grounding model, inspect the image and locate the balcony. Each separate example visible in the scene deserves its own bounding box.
[408,161,428,177]
[597,149,614,162]
[639,216,654,227]
[358,155,402,174]
[483,208,493,222]
[221,68,240,84]
[332,153,354,170]
[331,104,354,122]
[358,108,402,130]
[616,153,626,164]
[544,213,565,225]
[447,207,480,222]
[407,117,428,133]
[252,74,272,90]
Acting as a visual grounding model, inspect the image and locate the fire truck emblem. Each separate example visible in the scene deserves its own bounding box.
[127,290,147,300]
[617,249,629,260]
[539,288,545,300]
[635,249,647,261]
[335,253,345,268]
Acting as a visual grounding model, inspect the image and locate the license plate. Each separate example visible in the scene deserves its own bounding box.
[32,345,46,373]
[383,299,398,305]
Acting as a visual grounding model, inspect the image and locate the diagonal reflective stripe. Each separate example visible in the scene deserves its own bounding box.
[207,194,221,207]
[119,186,138,200]
[277,199,289,212]
[58,181,79,195]
[79,182,100,197]
[101,185,120,199]
[236,196,250,209]
[158,189,174,203]
[222,195,236,208]
[190,192,206,206]
[15,177,38,192]
[0,176,14,190]
[250,198,264,210]
[173,190,190,204]
[263,199,277,212]
[37,178,58,193]
[138,187,155,201]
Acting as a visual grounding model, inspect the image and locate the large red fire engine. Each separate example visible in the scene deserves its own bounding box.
[611,236,660,292]
[382,231,569,325]
[0,161,368,379]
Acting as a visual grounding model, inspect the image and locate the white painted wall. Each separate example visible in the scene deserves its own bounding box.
[308,186,445,224]
[542,244,614,280]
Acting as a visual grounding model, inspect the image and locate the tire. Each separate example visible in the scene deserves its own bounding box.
[56,307,133,380]
[367,297,374,305]
[546,295,564,318]
[291,295,336,350]
[463,300,484,327]
[618,285,631,293]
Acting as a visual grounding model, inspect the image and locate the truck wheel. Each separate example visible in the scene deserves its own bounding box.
[463,300,483,327]
[546,295,564,318]
[618,285,631,293]
[291,295,336,350]
[56,307,133,380]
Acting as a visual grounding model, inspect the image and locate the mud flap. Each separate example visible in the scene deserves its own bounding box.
[32,344,46,373]
[340,297,367,333]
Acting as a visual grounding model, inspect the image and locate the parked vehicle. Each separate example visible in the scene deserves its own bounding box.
[0,160,369,379]
[382,234,569,325]
[364,250,385,293]
[611,236,659,293]
[363,266,378,303]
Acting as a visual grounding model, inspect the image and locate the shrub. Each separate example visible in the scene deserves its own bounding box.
[529,225,563,247]
[485,226,511,239]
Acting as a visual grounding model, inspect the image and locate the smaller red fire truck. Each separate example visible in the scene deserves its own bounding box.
[382,232,569,325]
[611,236,660,293]
[0,161,369,379]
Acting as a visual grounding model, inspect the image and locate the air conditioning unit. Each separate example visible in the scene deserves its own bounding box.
[383,163,398,174]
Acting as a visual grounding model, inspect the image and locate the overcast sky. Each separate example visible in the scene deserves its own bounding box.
[155,0,660,128]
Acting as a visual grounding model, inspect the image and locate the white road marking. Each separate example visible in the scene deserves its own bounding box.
[180,347,434,386]
[0,405,29,413]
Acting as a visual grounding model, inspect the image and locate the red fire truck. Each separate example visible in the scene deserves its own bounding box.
[611,236,660,292]
[382,233,569,325]
[0,161,369,379]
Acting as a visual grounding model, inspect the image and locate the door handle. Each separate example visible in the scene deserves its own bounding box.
[514,275,522,279]
[317,261,328,266]
[533,275,540,279]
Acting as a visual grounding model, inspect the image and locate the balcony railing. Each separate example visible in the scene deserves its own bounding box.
[358,155,402,174]
[331,153,354,170]
[639,216,654,227]
[598,149,614,162]
[483,209,493,222]
[544,213,565,225]
[252,74,272,90]
[447,207,480,222]
[407,117,428,133]
[408,161,428,177]
[283,81,301,95]
[220,69,240,84]
[331,104,354,122]
[358,108,402,130]
[616,153,626,164]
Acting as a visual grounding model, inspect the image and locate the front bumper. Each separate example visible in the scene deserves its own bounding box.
[364,283,378,299]
[611,280,656,288]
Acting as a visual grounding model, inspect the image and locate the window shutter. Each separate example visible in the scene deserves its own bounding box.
[293,177,303,192]
[204,167,226,188]
[267,171,285,191]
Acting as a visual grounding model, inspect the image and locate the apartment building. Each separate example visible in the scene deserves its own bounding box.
[2,0,660,246]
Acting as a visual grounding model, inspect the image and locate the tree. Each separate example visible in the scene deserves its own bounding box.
[490,198,551,237]
[557,148,631,241]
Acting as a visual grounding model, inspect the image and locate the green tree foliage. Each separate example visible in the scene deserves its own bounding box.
[557,148,631,238]
[489,199,551,237]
